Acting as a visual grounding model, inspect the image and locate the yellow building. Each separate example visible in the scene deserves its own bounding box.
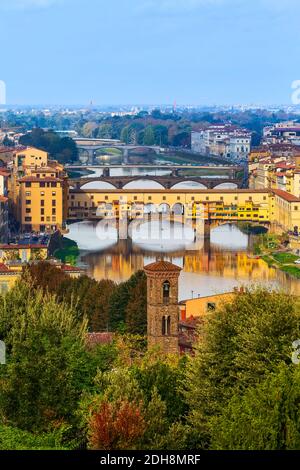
[14,147,48,168]
[19,176,64,232]
[68,189,273,224]
[179,292,235,320]
[9,147,68,233]
[273,189,300,233]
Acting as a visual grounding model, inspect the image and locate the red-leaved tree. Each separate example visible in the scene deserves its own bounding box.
[88,400,146,450]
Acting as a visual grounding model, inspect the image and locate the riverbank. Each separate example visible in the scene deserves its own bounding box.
[262,252,300,279]
[254,233,300,279]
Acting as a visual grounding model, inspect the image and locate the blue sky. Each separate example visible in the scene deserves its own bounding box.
[0,0,300,105]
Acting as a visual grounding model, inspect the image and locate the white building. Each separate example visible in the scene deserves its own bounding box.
[263,121,300,145]
[191,125,251,161]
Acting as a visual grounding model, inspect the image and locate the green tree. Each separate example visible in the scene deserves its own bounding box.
[211,364,300,450]
[184,289,300,447]
[108,271,146,332]
[0,281,89,432]
[143,126,155,146]
[120,126,130,144]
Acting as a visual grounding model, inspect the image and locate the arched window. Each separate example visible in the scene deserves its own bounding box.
[163,281,170,304]
[162,316,166,336]
[162,315,171,336]
[166,316,171,335]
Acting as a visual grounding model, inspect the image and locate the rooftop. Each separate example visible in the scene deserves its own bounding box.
[272,189,300,203]
[144,260,182,273]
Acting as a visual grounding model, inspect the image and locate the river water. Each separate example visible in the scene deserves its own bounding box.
[66,167,300,299]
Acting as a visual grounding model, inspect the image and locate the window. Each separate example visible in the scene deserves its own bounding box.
[25,217,32,222]
[25,182,31,188]
[26,200,31,205]
[41,200,45,207]
[52,200,56,207]
[40,182,45,188]
[207,302,216,311]
[134,196,137,201]
[163,280,170,305]
[295,206,298,211]
[46,216,50,222]
[52,192,56,196]
[26,192,31,197]
[51,183,57,188]
[52,208,56,215]
[105,196,108,200]
[41,217,44,222]
[148,196,152,201]
[41,191,45,196]
[41,209,44,215]
[26,208,31,214]
[162,315,171,336]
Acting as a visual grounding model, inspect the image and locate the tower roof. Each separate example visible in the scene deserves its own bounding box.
[144,260,181,273]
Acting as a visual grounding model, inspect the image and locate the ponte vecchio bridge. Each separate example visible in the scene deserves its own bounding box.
[68,188,272,239]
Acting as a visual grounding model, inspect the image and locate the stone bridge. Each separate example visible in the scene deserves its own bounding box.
[69,175,242,190]
[75,140,161,164]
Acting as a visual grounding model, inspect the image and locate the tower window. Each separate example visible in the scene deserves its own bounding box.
[162,315,171,336]
[163,281,170,304]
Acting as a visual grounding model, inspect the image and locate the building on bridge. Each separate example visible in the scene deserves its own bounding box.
[68,188,272,227]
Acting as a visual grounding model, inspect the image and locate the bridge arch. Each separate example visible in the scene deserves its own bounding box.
[158,203,171,214]
[80,180,117,190]
[170,180,208,190]
[172,203,184,215]
[123,178,165,190]
[213,182,239,189]
[144,203,158,214]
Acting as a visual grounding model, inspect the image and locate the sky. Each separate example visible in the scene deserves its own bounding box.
[1,0,300,105]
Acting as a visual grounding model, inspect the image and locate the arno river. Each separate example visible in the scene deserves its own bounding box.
[66,166,300,300]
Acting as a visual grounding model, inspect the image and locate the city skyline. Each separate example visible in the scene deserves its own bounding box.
[1,0,300,106]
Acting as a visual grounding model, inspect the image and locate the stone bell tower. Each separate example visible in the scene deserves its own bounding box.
[144,260,181,354]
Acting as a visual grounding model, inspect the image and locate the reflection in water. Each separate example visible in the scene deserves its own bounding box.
[67,221,300,300]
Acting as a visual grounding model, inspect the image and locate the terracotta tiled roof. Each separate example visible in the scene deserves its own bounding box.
[144,261,181,273]
[0,263,9,272]
[18,176,61,183]
[272,189,300,202]
[60,264,84,273]
[86,332,114,347]
[0,244,46,249]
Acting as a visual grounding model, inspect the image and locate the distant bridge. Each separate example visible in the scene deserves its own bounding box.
[73,138,161,164]
[69,175,242,190]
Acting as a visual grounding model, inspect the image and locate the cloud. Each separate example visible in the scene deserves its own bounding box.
[0,0,64,10]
